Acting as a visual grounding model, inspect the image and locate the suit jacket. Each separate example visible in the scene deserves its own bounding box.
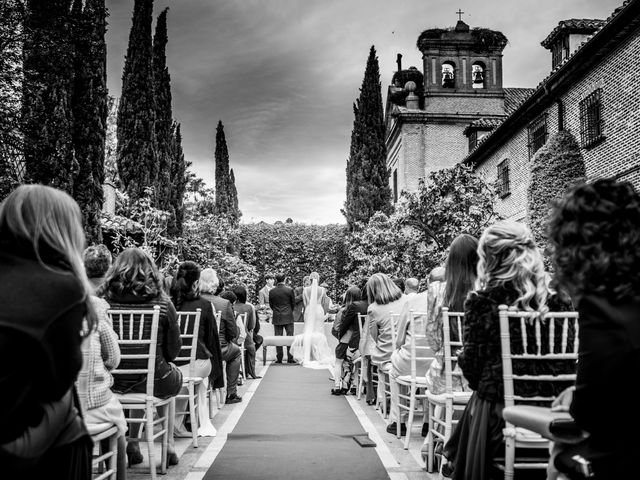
[269,283,295,326]
[203,293,237,348]
[570,295,640,468]
[293,286,305,322]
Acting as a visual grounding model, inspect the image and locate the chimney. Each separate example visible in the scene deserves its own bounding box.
[396,53,403,72]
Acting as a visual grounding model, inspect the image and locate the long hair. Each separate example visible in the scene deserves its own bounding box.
[444,234,479,311]
[477,221,549,312]
[170,261,201,309]
[100,248,163,300]
[0,184,96,334]
[366,273,403,305]
[344,286,361,306]
[548,179,640,302]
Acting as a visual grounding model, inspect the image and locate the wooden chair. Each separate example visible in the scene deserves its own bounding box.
[352,313,367,399]
[88,422,119,480]
[394,310,433,448]
[377,312,399,418]
[208,311,224,416]
[108,306,172,480]
[497,305,579,480]
[424,309,471,473]
[173,309,202,447]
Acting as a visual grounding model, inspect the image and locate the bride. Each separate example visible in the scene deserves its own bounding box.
[291,272,334,368]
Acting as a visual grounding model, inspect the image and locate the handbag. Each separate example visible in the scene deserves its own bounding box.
[502,405,590,444]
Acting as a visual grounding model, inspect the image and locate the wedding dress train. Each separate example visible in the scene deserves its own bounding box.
[290,278,334,368]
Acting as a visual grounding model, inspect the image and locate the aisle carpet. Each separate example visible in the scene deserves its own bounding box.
[203,364,390,480]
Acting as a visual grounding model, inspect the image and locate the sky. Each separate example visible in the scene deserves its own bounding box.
[105,0,622,224]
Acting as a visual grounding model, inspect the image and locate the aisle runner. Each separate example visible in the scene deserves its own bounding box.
[203,364,390,480]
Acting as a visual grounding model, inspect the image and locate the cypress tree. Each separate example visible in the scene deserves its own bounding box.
[71,0,107,244]
[22,0,76,192]
[169,122,188,235]
[342,45,391,231]
[229,168,241,223]
[527,130,586,265]
[214,120,232,217]
[153,7,172,211]
[117,0,157,201]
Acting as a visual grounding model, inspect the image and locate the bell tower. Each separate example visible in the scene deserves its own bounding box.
[385,15,511,200]
[417,19,508,115]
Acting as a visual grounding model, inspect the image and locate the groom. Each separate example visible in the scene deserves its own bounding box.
[269,272,296,363]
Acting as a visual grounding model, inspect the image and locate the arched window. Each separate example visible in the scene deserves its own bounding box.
[442,62,455,88]
[472,62,485,89]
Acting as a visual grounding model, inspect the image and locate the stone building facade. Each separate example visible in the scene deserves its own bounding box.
[386,0,640,222]
[465,0,640,221]
[384,20,532,202]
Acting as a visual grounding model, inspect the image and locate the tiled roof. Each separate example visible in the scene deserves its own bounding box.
[463,118,503,136]
[504,88,535,116]
[464,0,635,167]
[541,18,606,48]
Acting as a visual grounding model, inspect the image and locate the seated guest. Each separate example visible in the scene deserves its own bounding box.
[0,185,95,478]
[220,290,245,346]
[78,245,127,480]
[199,269,242,404]
[547,179,640,479]
[232,285,261,379]
[386,274,434,435]
[428,266,445,285]
[169,261,218,438]
[424,234,477,395]
[442,221,573,480]
[99,248,183,466]
[404,277,419,296]
[331,286,367,395]
[367,273,408,407]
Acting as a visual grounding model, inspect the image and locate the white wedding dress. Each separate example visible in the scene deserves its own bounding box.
[290,278,334,368]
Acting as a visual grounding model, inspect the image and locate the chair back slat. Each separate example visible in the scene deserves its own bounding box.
[441,308,465,395]
[175,310,202,377]
[498,305,579,409]
[109,306,161,398]
[408,310,432,380]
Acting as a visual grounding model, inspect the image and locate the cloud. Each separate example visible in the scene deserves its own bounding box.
[106,0,621,223]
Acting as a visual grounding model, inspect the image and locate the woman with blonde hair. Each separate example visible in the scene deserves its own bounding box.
[99,248,183,466]
[0,185,96,478]
[442,221,573,480]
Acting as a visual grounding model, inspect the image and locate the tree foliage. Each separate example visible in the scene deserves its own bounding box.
[22,0,76,192]
[168,122,188,235]
[153,7,172,211]
[117,0,157,201]
[71,0,107,244]
[342,45,391,231]
[213,120,241,223]
[0,0,24,158]
[527,130,586,264]
[399,163,500,250]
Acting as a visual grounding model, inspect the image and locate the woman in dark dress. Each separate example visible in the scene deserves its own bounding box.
[547,179,640,479]
[99,248,183,466]
[443,221,573,480]
[232,285,261,379]
[170,261,219,437]
[0,185,97,479]
[331,286,368,395]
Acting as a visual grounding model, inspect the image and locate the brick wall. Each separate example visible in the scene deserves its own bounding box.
[475,23,640,222]
[425,123,468,175]
[424,95,504,116]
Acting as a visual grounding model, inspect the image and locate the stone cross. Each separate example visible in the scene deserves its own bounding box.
[456,9,465,21]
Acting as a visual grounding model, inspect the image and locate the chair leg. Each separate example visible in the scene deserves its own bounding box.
[427,402,436,473]
[404,387,416,450]
[189,382,198,448]
[504,437,515,480]
[145,404,157,480]
[108,431,118,480]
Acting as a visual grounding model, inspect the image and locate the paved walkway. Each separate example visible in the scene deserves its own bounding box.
[127,361,437,480]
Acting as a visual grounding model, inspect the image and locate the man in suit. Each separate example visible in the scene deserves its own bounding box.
[208,275,242,403]
[293,276,310,323]
[269,272,296,363]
